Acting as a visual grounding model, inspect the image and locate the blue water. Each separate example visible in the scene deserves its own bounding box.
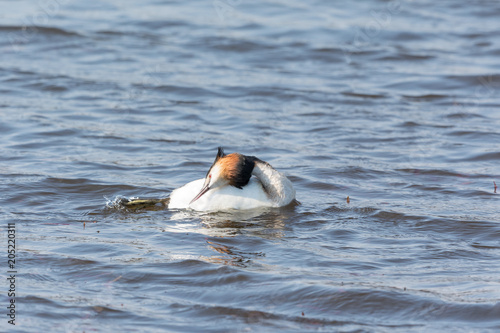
[1,0,499,331]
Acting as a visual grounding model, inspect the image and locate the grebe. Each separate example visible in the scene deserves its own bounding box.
[168,147,295,211]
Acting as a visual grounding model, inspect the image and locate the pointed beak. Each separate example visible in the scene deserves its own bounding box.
[190,182,210,205]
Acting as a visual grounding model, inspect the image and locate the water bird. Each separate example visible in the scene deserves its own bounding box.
[168,147,296,211]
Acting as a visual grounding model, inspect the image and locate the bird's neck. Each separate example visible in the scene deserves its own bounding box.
[251,160,295,206]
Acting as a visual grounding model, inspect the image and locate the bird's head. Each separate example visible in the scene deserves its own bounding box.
[190,147,255,204]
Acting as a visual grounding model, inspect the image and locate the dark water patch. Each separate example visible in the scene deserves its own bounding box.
[129,19,190,30]
[0,25,80,37]
[152,84,217,98]
[392,31,428,42]
[402,94,449,101]
[196,36,276,53]
[95,29,129,37]
[22,295,61,309]
[260,284,500,325]
[308,47,345,63]
[445,112,486,120]
[49,256,99,268]
[405,184,496,198]
[398,121,452,129]
[39,128,79,137]
[12,71,121,95]
[333,166,391,180]
[383,77,462,93]
[470,242,500,250]
[169,100,201,106]
[0,67,43,82]
[474,41,492,48]
[326,228,359,241]
[400,121,420,127]
[445,74,500,88]
[378,52,435,61]
[341,91,387,99]
[55,243,135,261]
[306,181,343,191]
[371,210,428,224]
[454,152,500,162]
[397,169,491,179]
[148,138,197,145]
[414,217,500,241]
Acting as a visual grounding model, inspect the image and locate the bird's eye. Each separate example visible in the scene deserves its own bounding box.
[208,174,212,179]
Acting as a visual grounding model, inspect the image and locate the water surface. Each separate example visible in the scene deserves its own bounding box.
[1,0,500,331]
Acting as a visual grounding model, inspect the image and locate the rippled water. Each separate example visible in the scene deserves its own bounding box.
[1,0,500,331]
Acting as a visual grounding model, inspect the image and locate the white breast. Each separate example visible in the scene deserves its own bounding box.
[168,177,273,211]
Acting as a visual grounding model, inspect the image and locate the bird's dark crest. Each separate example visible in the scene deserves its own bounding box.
[206,147,227,178]
[215,146,226,163]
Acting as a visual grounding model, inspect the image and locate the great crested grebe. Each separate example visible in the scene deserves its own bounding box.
[168,147,296,211]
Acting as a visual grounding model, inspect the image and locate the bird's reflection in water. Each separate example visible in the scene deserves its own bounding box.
[204,240,265,267]
[165,205,297,267]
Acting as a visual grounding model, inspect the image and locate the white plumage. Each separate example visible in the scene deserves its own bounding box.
[168,147,295,211]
